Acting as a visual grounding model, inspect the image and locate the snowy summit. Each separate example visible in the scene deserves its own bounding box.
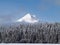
[17,13,39,23]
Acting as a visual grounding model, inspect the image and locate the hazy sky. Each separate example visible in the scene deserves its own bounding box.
[0,0,60,23]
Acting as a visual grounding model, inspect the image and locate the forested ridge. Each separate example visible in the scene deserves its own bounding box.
[0,23,60,43]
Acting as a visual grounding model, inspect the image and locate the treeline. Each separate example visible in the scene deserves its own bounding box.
[0,23,60,43]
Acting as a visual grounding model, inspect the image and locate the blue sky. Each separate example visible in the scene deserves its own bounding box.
[0,0,60,23]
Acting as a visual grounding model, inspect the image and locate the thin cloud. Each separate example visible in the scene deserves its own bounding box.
[54,0,60,6]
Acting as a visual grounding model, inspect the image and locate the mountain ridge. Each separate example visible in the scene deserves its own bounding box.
[17,13,39,23]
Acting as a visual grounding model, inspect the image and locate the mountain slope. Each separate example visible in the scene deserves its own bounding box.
[17,13,39,23]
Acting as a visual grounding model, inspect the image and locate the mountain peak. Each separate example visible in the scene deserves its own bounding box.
[17,13,39,23]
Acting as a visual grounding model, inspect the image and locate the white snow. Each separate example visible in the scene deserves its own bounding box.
[17,13,39,23]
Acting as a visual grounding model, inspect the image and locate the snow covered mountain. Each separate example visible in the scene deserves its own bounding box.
[17,13,39,23]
